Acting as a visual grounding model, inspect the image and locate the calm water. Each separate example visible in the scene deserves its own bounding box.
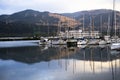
[0,41,120,80]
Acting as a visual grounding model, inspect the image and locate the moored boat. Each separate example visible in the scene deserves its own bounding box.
[98,40,107,45]
[88,39,99,45]
[77,39,88,45]
[39,38,51,45]
[67,39,77,47]
[51,39,66,45]
[111,42,120,50]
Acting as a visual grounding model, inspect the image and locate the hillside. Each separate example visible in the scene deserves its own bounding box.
[0,9,120,37]
[62,9,120,35]
[0,9,79,37]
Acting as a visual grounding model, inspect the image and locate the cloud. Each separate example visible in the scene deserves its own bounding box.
[0,0,120,15]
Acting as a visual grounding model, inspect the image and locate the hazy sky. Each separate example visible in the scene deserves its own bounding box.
[0,0,120,15]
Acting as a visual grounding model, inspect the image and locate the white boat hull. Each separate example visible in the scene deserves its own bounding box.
[106,40,111,44]
[111,43,120,50]
[88,40,99,45]
[77,40,87,45]
[98,40,107,45]
[51,40,66,45]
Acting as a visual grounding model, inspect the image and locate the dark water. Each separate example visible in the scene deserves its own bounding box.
[0,43,120,80]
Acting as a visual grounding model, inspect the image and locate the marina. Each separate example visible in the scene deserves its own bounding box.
[0,0,120,80]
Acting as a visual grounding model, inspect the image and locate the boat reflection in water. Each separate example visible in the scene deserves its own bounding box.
[0,44,120,80]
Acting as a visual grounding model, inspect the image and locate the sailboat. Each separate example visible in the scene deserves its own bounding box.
[77,14,88,45]
[104,14,111,44]
[51,21,66,45]
[66,17,77,47]
[98,15,107,45]
[111,0,120,50]
[88,16,99,45]
[39,21,51,45]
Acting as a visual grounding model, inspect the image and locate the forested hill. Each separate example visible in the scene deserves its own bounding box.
[0,9,120,37]
[0,9,79,37]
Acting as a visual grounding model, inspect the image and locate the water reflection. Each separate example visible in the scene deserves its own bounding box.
[0,44,120,80]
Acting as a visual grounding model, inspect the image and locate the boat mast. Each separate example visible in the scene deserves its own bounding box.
[82,14,85,38]
[46,20,49,37]
[107,14,110,36]
[92,16,94,38]
[58,16,60,37]
[83,14,85,32]
[90,16,92,38]
[59,16,62,39]
[73,16,77,38]
[100,15,102,37]
[113,0,117,37]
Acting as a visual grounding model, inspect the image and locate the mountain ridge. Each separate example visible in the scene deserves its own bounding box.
[0,9,79,37]
[0,9,120,37]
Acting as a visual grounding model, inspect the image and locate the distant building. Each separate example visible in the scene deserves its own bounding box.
[60,29,100,39]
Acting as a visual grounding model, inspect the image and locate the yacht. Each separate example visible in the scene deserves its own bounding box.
[39,37,51,45]
[110,0,120,50]
[88,39,99,45]
[51,39,66,45]
[77,39,88,45]
[98,40,107,45]
[67,39,77,47]
[111,42,120,50]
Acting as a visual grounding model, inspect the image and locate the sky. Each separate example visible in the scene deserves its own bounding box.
[0,0,120,15]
